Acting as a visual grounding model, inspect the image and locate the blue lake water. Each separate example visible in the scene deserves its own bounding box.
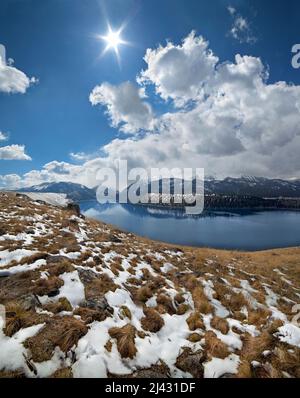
[80,201,300,251]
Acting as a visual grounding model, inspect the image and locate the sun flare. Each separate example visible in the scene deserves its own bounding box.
[100,25,127,62]
[103,29,123,51]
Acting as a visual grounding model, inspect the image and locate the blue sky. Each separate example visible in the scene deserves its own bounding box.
[1,0,300,187]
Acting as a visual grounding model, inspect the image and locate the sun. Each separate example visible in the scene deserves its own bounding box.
[103,29,123,51]
[100,25,127,63]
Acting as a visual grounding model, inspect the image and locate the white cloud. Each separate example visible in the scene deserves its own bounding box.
[89,81,154,134]
[0,144,31,160]
[87,32,300,179]
[227,8,257,44]
[43,161,75,175]
[0,44,37,94]
[0,131,8,141]
[227,6,236,16]
[70,152,91,162]
[0,174,21,189]
[5,31,300,189]
[138,31,218,106]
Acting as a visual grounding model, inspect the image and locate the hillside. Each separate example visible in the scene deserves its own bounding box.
[18,182,96,202]
[0,192,299,378]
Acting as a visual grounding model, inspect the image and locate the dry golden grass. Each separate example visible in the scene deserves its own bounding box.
[266,319,284,334]
[43,297,72,314]
[108,324,137,359]
[45,260,75,276]
[0,369,25,378]
[174,293,185,305]
[135,285,153,303]
[156,293,176,314]
[119,305,132,320]
[270,345,300,377]
[33,276,64,296]
[4,301,48,337]
[212,282,231,301]
[204,331,230,359]
[74,307,109,323]
[192,286,213,314]
[24,316,88,362]
[50,367,73,378]
[188,333,202,343]
[84,273,117,299]
[247,307,271,327]
[104,340,113,352]
[141,307,165,333]
[236,360,252,378]
[210,316,230,335]
[222,292,248,312]
[240,332,274,363]
[186,312,204,331]
[176,303,190,315]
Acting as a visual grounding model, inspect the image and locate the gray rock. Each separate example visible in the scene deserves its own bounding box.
[175,348,204,378]
[132,369,169,378]
[66,203,81,217]
[109,235,122,243]
[81,297,113,314]
[21,294,41,311]
[77,268,99,284]
[46,255,70,264]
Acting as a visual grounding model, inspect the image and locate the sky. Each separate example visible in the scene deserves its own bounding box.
[0,0,300,188]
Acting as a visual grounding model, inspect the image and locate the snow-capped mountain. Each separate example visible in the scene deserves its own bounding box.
[18,177,300,204]
[18,182,96,202]
[140,176,300,198]
[204,177,300,197]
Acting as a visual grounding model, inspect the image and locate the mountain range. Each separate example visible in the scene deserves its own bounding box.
[16,176,300,203]
[17,182,96,202]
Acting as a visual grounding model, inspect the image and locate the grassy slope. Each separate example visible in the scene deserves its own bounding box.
[0,192,299,378]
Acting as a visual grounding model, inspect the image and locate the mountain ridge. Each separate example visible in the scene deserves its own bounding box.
[17,181,96,202]
[16,176,300,203]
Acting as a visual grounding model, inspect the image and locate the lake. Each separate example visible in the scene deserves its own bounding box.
[80,201,300,251]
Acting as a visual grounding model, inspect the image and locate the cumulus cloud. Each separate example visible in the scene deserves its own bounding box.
[227,7,257,44]
[227,6,236,16]
[138,31,218,106]
[0,144,31,160]
[70,152,91,162]
[87,32,300,179]
[0,44,37,94]
[5,31,300,189]
[89,81,154,133]
[0,131,8,141]
[0,174,21,189]
[19,160,100,189]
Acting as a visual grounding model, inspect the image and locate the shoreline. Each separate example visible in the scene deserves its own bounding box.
[83,213,300,254]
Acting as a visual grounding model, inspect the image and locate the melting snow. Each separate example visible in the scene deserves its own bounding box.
[275,323,300,348]
[0,249,38,268]
[57,271,86,307]
[203,354,240,378]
